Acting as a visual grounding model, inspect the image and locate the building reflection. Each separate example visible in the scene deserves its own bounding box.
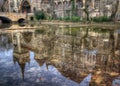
[13,51,30,79]
[0,26,119,85]
[12,31,33,80]
[0,33,13,51]
[33,27,120,85]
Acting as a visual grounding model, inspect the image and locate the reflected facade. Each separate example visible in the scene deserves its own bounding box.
[0,26,120,86]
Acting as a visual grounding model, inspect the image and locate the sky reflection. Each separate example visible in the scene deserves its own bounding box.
[0,50,91,86]
[1,27,119,86]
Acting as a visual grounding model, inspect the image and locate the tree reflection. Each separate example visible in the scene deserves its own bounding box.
[0,33,13,51]
[0,26,119,86]
[22,32,32,43]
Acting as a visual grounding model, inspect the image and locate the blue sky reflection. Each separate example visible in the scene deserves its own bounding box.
[0,50,92,86]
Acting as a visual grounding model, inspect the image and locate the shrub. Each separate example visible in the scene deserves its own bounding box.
[34,10,46,20]
[71,16,81,22]
[92,16,110,22]
[59,16,81,22]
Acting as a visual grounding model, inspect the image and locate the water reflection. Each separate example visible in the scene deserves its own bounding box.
[0,26,120,86]
[0,34,13,51]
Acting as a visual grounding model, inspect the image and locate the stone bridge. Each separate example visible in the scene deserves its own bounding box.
[0,12,26,21]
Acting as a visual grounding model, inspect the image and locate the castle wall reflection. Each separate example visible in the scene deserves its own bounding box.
[0,26,120,86]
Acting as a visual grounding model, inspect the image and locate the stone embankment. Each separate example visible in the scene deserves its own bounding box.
[36,20,120,29]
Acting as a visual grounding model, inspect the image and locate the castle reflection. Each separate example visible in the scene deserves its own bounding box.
[0,26,119,86]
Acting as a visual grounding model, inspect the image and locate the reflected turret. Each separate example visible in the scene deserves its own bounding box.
[13,51,30,79]
[13,35,30,80]
[34,53,49,69]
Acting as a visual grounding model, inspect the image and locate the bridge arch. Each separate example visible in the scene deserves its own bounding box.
[0,16,12,28]
[18,18,26,27]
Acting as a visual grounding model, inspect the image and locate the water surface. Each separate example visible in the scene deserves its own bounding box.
[0,26,120,86]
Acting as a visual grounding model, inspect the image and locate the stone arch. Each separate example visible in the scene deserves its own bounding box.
[18,18,26,27]
[0,16,12,28]
[20,0,31,13]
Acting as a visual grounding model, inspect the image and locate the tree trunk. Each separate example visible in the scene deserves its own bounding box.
[109,31,115,65]
[110,0,119,21]
[83,0,90,21]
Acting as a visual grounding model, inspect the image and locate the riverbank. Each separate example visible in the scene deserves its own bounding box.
[29,20,120,28]
[9,20,120,30]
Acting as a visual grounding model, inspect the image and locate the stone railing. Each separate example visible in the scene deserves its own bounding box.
[0,12,26,21]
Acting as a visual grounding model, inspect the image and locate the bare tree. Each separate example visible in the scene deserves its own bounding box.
[110,0,119,21]
[0,0,4,11]
[83,0,91,21]
[1,0,9,12]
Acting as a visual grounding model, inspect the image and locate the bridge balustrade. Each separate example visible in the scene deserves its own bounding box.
[0,12,26,21]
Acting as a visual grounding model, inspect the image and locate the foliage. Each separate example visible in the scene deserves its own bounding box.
[60,16,81,22]
[92,28,111,33]
[65,27,80,36]
[71,28,79,36]
[35,29,45,34]
[72,0,75,11]
[71,0,76,16]
[34,10,46,20]
[62,16,70,21]
[71,16,81,22]
[92,16,110,22]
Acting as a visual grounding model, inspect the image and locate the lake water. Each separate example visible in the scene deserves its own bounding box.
[0,25,120,86]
